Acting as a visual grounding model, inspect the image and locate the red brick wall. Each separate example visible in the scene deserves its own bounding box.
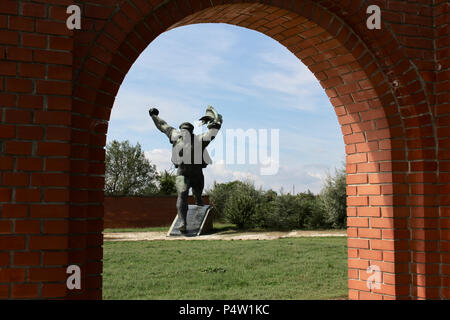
[435,0,450,300]
[0,0,448,299]
[104,196,209,229]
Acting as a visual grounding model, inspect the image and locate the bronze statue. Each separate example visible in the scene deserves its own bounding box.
[149,106,223,233]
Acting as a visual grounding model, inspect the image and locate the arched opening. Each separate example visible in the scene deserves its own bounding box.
[108,22,346,193]
[103,21,348,299]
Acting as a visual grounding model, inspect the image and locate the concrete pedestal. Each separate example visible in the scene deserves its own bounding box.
[168,205,214,237]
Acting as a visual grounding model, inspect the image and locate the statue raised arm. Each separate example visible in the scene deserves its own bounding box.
[149,108,178,142]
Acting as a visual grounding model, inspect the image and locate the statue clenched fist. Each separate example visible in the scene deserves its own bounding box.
[149,108,159,117]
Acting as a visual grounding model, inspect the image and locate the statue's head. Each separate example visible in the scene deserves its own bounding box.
[179,122,194,133]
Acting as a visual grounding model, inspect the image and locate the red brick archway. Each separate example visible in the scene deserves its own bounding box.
[0,0,448,300]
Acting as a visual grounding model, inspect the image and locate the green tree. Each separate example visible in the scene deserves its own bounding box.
[206,180,249,221]
[319,165,347,229]
[223,181,261,229]
[158,170,177,195]
[105,140,159,196]
[263,193,302,230]
[301,191,328,230]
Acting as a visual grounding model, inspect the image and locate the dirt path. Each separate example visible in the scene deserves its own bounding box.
[104,229,347,241]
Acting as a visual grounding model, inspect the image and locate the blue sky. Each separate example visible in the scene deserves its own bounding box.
[108,23,345,194]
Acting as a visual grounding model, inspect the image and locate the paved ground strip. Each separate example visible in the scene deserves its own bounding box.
[104,230,347,241]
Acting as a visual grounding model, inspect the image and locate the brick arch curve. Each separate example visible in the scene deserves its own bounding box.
[65,1,443,300]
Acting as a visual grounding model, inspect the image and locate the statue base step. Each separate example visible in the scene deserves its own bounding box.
[167,205,213,237]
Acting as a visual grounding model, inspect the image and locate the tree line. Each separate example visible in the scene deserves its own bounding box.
[207,174,346,230]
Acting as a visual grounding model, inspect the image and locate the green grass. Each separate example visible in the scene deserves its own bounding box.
[103,237,348,300]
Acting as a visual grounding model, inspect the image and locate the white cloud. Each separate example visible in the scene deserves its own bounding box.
[204,160,264,188]
[144,148,265,190]
[130,24,237,87]
[144,148,173,172]
[249,49,326,111]
[110,89,204,138]
[143,147,332,194]
[307,171,327,182]
[252,71,313,96]
[260,163,330,194]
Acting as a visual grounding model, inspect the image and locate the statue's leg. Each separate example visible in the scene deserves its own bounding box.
[192,168,205,206]
[175,175,190,232]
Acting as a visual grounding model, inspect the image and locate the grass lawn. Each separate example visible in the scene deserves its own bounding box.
[103,237,348,300]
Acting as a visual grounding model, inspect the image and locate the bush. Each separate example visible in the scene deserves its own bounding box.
[207,165,347,230]
[320,166,347,229]
[158,170,177,195]
[207,180,250,221]
[257,191,327,230]
[223,181,261,229]
[301,192,329,230]
[258,193,302,230]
